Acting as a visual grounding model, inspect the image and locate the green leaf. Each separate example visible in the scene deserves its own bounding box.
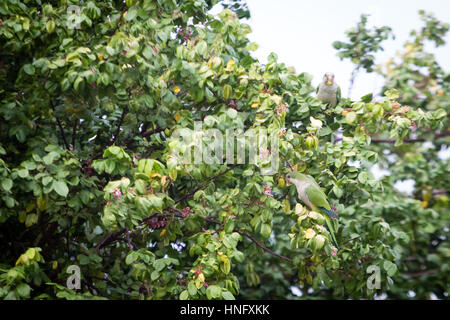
[78,254,90,265]
[23,64,35,75]
[385,89,399,100]
[53,180,69,197]
[17,168,29,178]
[4,196,15,208]
[1,178,13,192]
[383,260,398,277]
[260,223,272,238]
[206,285,221,300]
[227,108,237,119]
[360,93,373,103]
[223,84,232,100]
[151,270,160,281]
[196,40,208,57]
[74,76,84,90]
[16,283,31,298]
[332,185,343,199]
[154,259,165,272]
[45,20,56,33]
[221,291,235,300]
[125,8,137,21]
[105,159,116,174]
[188,281,197,296]
[179,290,189,300]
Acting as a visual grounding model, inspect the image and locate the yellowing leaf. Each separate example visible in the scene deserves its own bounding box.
[305,228,316,239]
[223,84,232,99]
[282,199,290,214]
[19,211,26,223]
[295,203,305,215]
[345,111,357,124]
[225,59,235,70]
[309,116,323,129]
[25,213,38,227]
[175,113,181,122]
[405,44,414,54]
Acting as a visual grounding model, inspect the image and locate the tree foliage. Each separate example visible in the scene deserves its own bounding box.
[0,1,448,300]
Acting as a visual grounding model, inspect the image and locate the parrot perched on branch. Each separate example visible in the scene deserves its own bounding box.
[316,72,341,107]
[286,171,339,248]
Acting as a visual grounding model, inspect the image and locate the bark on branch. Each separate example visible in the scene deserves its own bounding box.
[334,130,450,144]
[50,99,70,150]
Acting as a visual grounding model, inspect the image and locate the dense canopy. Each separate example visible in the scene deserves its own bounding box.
[0,0,448,300]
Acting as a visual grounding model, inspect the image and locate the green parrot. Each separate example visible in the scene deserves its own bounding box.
[286,171,339,248]
[316,72,341,107]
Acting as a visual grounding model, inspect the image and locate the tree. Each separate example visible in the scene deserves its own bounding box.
[333,13,393,96]
[0,1,448,300]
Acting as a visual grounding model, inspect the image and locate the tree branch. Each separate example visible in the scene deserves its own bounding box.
[95,230,126,253]
[200,215,293,263]
[125,227,133,251]
[72,119,78,150]
[409,268,439,279]
[175,165,238,203]
[142,127,164,138]
[112,107,127,144]
[239,231,293,263]
[50,99,70,150]
[334,130,450,144]
[95,206,293,265]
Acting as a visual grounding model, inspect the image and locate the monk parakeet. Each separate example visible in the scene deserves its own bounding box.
[286,171,339,248]
[316,72,341,107]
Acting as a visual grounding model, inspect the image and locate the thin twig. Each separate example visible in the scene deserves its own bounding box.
[175,165,238,203]
[142,127,164,138]
[285,160,295,171]
[95,230,125,253]
[50,99,70,150]
[334,130,450,144]
[201,216,293,263]
[72,119,78,150]
[409,268,439,279]
[125,227,133,250]
[240,231,293,263]
[112,107,127,144]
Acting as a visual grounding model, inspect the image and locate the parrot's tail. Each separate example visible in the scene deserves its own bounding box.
[319,206,339,220]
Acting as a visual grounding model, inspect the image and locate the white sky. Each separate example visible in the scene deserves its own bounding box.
[243,0,450,100]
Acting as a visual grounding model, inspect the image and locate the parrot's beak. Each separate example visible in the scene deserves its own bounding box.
[326,76,333,86]
[285,178,291,185]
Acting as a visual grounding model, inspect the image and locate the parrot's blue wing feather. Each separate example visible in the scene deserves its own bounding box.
[318,206,339,220]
